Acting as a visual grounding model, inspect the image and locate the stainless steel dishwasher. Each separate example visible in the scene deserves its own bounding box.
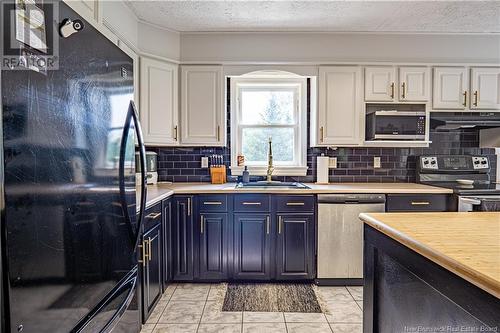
[317,194,386,284]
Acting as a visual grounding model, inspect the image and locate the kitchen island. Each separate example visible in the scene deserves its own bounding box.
[359,212,500,333]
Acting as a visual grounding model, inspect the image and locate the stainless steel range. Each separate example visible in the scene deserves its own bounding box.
[416,154,500,212]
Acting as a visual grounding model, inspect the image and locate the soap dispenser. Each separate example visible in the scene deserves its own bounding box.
[242,166,250,183]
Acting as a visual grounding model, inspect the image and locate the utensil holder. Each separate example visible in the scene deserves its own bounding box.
[210,166,226,184]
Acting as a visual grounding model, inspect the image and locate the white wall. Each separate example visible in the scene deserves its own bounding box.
[139,22,181,61]
[180,32,500,64]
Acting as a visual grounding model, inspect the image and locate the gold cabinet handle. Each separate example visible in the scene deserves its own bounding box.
[411,201,430,206]
[148,238,152,261]
[278,216,282,234]
[146,212,161,219]
[463,91,467,107]
[138,242,147,266]
[320,126,324,143]
[473,91,478,106]
[390,82,395,99]
[217,125,221,141]
[187,197,191,216]
[200,215,204,234]
[266,216,270,235]
[242,202,261,205]
[203,201,222,205]
[401,82,406,99]
[174,125,178,141]
[286,202,305,206]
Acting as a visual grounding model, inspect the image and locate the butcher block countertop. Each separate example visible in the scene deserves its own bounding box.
[360,212,500,298]
[136,182,452,210]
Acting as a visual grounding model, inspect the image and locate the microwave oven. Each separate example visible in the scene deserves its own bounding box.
[366,110,426,141]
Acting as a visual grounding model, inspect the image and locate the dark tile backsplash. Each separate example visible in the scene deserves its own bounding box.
[146,79,497,184]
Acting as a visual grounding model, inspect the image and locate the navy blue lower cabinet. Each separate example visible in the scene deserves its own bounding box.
[172,196,195,281]
[162,198,172,286]
[233,214,272,280]
[142,223,162,321]
[276,214,315,280]
[198,213,229,280]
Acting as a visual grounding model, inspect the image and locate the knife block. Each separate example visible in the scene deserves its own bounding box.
[210,166,226,184]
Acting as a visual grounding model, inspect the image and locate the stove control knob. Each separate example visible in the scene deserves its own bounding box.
[474,160,480,164]
[431,160,436,165]
[481,160,487,164]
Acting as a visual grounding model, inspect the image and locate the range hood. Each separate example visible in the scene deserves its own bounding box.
[431,112,500,131]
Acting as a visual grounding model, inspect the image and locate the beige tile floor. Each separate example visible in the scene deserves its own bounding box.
[141,283,363,333]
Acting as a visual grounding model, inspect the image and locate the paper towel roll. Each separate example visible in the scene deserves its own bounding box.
[316,156,329,184]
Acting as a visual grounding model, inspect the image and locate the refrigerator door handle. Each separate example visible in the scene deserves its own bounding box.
[130,101,148,250]
[119,104,135,245]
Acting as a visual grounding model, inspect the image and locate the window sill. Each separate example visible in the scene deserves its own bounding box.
[230,166,308,177]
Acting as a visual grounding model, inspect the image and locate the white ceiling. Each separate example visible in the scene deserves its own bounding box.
[126,1,500,33]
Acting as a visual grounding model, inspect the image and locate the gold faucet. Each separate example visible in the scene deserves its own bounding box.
[266,137,274,182]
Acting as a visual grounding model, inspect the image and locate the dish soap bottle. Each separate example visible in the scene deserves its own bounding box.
[242,166,250,183]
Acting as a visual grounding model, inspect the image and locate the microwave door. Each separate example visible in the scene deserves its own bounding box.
[371,112,426,140]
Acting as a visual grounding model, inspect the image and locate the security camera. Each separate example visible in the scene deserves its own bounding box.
[59,19,84,38]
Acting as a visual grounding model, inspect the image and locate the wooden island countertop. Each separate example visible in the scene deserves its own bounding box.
[359,212,500,298]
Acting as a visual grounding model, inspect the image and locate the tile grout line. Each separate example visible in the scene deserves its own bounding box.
[152,284,178,331]
[195,284,212,333]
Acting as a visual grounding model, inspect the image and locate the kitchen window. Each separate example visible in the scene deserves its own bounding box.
[230,74,308,176]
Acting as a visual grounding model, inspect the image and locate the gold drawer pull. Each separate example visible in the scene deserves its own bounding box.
[390,82,395,99]
[203,201,222,205]
[242,202,261,205]
[286,202,305,206]
[148,238,152,261]
[411,201,430,206]
[146,212,161,219]
[463,91,467,107]
[473,91,478,106]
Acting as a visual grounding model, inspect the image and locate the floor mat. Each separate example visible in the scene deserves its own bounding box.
[222,282,322,313]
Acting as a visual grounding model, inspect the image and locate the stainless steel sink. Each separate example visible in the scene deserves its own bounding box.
[235,181,309,189]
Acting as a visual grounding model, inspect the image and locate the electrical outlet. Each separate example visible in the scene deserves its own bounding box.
[329,157,337,168]
[373,156,381,169]
[201,156,209,168]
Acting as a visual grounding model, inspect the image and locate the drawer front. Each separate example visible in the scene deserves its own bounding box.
[143,202,162,231]
[234,194,270,212]
[386,194,449,212]
[198,195,228,212]
[274,195,315,212]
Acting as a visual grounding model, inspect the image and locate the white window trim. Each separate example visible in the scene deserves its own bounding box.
[230,75,308,176]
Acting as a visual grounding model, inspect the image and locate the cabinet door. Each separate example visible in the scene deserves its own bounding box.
[364,67,396,101]
[233,214,272,280]
[470,68,500,110]
[181,66,225,146]
[399,67,430,102]
[433,67,468,110]
[140,57,179,145]
[162,199,172,285]
[63,0,99,27]
[142,224,162,320]
[318,66,362,146]
[198,213,228,280]
[276,214,315,280]
[172,197,194,281]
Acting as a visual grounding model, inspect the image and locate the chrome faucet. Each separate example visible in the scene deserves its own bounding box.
[266,137,274,182]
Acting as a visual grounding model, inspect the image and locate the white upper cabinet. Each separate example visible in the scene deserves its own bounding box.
[470,67,500,110]
[63,0,100,27]
[318,66,362,146]
[399,67,430,102]
[364,67,396,102]
[140,57,179,146]
[181,65,225,146]
[433,67,468,110]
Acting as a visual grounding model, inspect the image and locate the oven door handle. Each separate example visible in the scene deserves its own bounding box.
[460,197,482,206]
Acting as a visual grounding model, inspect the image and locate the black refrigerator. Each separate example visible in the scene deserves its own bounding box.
[1,1,146,332]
